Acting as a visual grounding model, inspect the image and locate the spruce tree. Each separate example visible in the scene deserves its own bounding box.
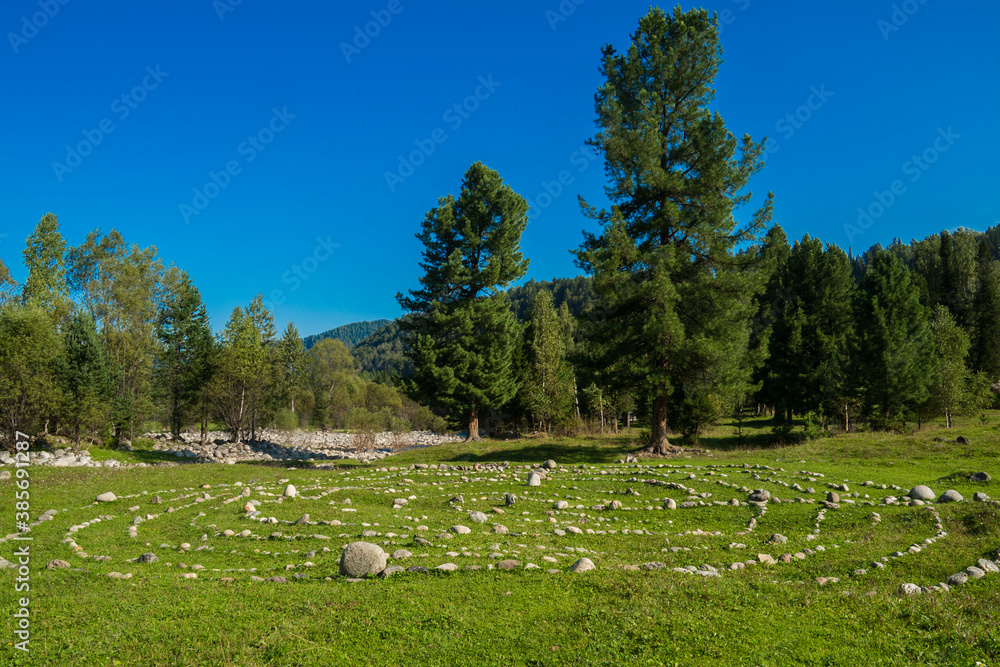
[762,237,855,424]
[59,311,111,451]
[276,321,306,419]
[970,240,1000,383]
[855,250,937,428]
[520,290,575,432]
[155,271,213,439]
[397,162,529,441]
[574,7,773,453]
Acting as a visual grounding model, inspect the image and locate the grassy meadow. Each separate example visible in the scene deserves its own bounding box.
[2,414,999,666]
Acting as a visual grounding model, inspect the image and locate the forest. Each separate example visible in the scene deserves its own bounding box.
[2,7,999,453]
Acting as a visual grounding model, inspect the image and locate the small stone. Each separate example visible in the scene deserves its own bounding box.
[543,460,557,469]
[47,559,71,570]
[663,498,677,510]
[898,583,921,596]
[973,492,991,502]
[528,472,542,487]
[946,572,969,586]
[283,484,297,498]
[391,549,412,560]
[295,514,310,525]
[968,472,991,482]
[770,534,788,544]
[266,577,288,583]
[450,525,471,535]
[569,558,595,573]
[965,566,986,580]
[137,553,158,564]
[497,560,521,571]
[435,563,458,571]
[956,436,971,445]
[469,511,488,524]
[555,501,569,510]
[378,565,404,578]
[95,492,117,503]
[826,492,840,503]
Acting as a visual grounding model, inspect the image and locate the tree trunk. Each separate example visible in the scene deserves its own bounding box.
[465,407,481,442]
[646,394,671,454]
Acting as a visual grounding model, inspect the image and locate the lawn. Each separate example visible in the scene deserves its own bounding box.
[2,414,999,666]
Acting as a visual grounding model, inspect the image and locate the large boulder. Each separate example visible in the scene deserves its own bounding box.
[908,486,936,501]
[339,542,387,578]
[937,489,964,503]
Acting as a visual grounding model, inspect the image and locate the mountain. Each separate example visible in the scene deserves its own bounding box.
[302,319,393,350]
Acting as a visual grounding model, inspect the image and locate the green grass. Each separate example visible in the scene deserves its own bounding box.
[2,414,999,666]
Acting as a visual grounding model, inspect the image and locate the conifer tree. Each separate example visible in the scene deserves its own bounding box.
[574,7,773,453]
[520,290,575,432]
[59,311,111,451]
[855,250,937,428]
[762,237,855,424]
[155,271,213,439]
[397,162,529,441]
[970,240,1000,383]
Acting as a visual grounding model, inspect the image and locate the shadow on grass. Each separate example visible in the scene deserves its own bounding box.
[389,436,633,466]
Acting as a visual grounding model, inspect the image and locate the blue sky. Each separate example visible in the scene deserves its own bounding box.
[2,0,998,336]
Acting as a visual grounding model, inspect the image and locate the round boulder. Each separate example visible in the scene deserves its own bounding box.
[283,484,297,498]
[908,485,936,501]
[450,525,471,534]
[339,542,387,578]
[468,511,488,524]
[95,492,117,503]
[937,489,964,503]
[570,557,596,573]
[527,472,542,487]
[543,460,557,470]
[968,472,992,483]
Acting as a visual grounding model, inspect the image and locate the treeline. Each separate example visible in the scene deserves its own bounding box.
[301,319,392,350]
[0,214,441,451]
[386,8,1000,448]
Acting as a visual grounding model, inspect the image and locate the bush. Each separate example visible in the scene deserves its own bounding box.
[273,409,298,431]
[427,416,450,434]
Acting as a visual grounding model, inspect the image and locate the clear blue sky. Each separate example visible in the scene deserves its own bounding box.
[2,0,998,336]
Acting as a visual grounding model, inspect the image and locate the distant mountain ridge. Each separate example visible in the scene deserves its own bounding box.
[302,319,393,350]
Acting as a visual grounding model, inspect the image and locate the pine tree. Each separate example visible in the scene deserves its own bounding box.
[155,271,213,440]
[762,237,855,424]
[574,7,773,453]
[520,291,575,432]
[855,250,937,428]
[21,212,71,320]
[397,162,529,441]
[970,240,1000,383]
[276,321,306,420]
[59,311,111,451]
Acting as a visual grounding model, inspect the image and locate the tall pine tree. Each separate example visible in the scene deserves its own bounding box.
[575,7,773,453]
[59,311,112,451]
[397,162,529,441]
[155,271,213,439]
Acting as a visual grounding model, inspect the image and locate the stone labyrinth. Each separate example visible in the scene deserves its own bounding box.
[5,460,999,596]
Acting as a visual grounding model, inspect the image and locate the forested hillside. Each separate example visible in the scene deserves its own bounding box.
[302,319,392,350]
